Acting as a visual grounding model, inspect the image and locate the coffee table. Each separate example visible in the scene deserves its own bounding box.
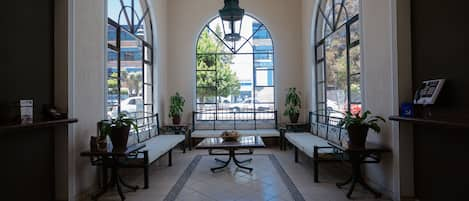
[195,136,265,172]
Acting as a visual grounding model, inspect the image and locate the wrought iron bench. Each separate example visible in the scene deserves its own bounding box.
[101,113,186,189]
[190,111,280,148]
[282,111,347,182]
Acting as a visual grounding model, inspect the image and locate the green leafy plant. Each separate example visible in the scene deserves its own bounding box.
[99,113,138,138]
[169,92,185,118]
[283,88,301,117]
[338,110,386,133]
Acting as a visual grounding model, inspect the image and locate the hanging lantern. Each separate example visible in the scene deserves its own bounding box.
[219,0,245,42]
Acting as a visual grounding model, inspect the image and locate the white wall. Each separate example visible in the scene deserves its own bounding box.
[72,0,106,199]
[301,0,317,114]
[165,0,305,124]
[361,0,395,197]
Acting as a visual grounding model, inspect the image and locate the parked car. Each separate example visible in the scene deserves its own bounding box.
[229,99,272,112]
[107,96,143,119]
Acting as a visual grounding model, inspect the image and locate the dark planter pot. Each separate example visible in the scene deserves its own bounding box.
[110,126,130,152]
[172,115,181,125]
[347,124,369,149]
[289,113,300,123]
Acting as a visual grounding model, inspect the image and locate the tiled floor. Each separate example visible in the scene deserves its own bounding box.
[95,148,392,201]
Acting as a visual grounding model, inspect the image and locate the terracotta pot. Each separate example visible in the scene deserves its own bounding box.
[110,126,130,152]
[172,115,181,124]
[289,113,299,123]
[347,124,369,149]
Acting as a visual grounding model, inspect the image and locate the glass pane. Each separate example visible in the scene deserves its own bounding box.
[196,88,216,103]
[350,45,360,74]
[107,77,119,102]
[197,104,217,115]
[255,103,274,112]
[107,105,119,119]
[196,55,217,70]
[256,70,274,86]
[254,53,273,70]
[325,26,348,113]
[196,71,217,88]
[344,0,360,18]
[196,26,225,54]
[255,111,275,119]
[121,70,143,97]
[107,24,117,46]
[107,49,118,74]
[107,0,121,23]
[255,70,274,86]
[350,74,361,104]
[350,20,360,44]
[119,96,143,119]
[335,0,348,28]
[255,87,274,103]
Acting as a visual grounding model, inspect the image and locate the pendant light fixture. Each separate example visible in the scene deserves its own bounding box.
[219,0,245,42]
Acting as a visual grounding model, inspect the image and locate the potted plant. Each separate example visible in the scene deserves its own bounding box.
[100,113,138,152]
[169,92,185,124]
[339,110,385,148]
[283,88,301,123]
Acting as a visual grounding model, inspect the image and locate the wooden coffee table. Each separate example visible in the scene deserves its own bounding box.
[195,136,265,172]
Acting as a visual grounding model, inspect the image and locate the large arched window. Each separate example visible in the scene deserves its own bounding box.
[315,0,361,120]
[106,0,154,121]
[195,15,275,121]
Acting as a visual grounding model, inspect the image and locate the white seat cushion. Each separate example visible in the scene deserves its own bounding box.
[191,129,280,138]
[191,130,223,138]
[254,129,280,137]
[285,132,331,158]
[144,135,185,162]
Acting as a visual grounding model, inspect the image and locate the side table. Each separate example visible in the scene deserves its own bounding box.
[328,142,391,199]
[80,144,146,201]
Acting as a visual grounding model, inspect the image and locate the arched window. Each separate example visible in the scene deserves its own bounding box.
[106,0,154,120]
[195,15,275,121]
[314,0,361,119]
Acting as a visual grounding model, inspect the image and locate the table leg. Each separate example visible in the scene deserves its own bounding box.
[211,156,231,172]
[118,175,139,191]
[112,168,126,201]
[215,158,229,163]
[337,152,382,199]
[336,176,352,188]
[231,150,253,172]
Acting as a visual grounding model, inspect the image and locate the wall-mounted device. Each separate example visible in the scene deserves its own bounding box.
[413,79,446,105]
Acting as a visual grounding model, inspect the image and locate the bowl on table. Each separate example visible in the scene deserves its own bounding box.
[220,130,240,141]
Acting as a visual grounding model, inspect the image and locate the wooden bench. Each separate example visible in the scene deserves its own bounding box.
[190,111,280,147]
[282,111,346,182]
[105,114,186,189]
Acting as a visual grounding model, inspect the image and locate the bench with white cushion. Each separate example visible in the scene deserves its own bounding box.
[191,128,280,138]
[190,111,280,148]
[123,114,186,189]
[283,111,346,182]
